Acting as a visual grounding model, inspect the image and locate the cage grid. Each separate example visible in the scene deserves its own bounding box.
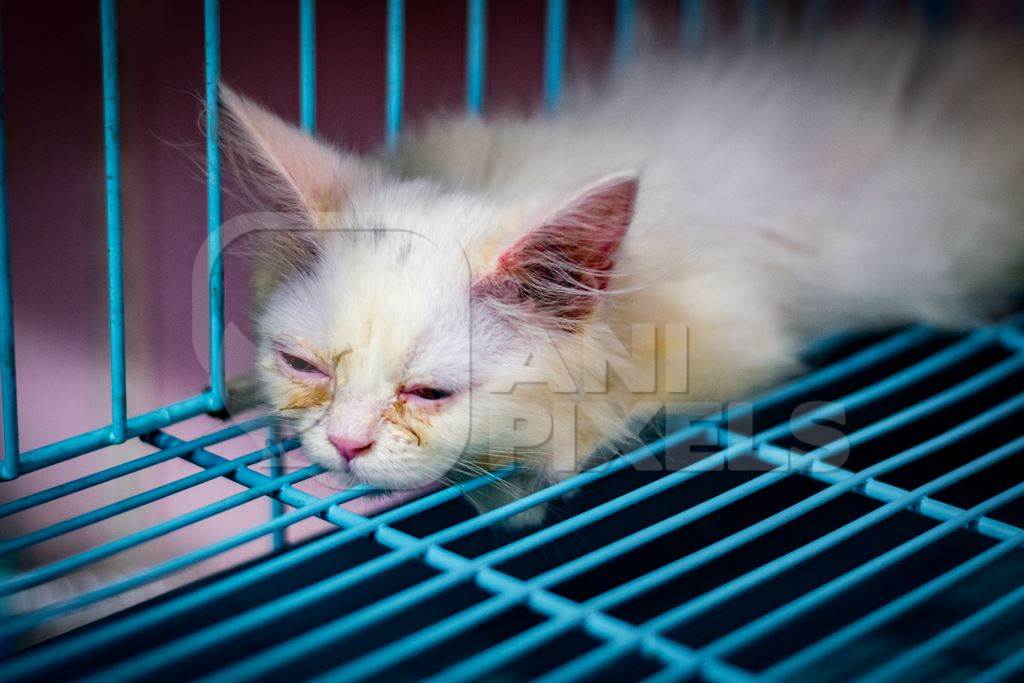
[4,318,1024,681]
[2,1,1024,682]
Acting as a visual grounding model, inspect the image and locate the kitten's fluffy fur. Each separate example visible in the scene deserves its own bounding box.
[224,30,1024,521]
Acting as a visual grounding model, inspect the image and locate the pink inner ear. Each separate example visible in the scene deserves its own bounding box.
[474,174,638,324]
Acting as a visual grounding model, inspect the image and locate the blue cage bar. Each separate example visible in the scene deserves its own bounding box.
[466,0,487,114]
[544,0,566,113]
[0,9,19,479]
[100,0,127,443]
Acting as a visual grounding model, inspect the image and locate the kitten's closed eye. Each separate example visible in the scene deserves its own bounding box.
[276,349,329,379]
[401,385,454,402]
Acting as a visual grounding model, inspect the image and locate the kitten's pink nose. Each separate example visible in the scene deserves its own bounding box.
[329,435,374,462]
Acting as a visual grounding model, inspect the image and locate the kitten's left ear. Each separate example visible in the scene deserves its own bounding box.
[474,172,638,327]
[218,84,374,222]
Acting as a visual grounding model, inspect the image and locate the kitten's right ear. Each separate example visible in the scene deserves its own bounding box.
[472,172,638,329]
[218,84,372,223]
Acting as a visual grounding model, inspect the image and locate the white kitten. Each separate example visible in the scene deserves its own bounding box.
[222,29,1024,521]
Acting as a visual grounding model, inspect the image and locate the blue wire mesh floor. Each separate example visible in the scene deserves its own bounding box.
[3,316,1024,682]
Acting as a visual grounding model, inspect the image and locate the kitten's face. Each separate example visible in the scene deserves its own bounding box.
[222,84,636,491]
[256,193,507,489]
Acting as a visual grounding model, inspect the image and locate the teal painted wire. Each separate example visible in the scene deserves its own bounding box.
[16,391,213,472]
[8,328,945,675]
[284,581,524,683]
[0,468,502,680]
[290,560,710,683]
[718,326,934,428]
[702,478,1024,660]
[544,0,566,112]
[62,477,529,682]
[386,0,404,148]
[973,645,1024,683]
[308,591,532,683]
[567,376,1024,602]
[247,560,693,683]
[428,615,587,683]
[681,0,705,53]
[641,424,1024,640]
[87,427,700,681]
[862,580,1024,682]
[772,351,1024,470]
[0,13,19,479]
[286,0,316,547]
[638,662,695,683]
[268,426,286,550]
[0,441,304,594]
[745,332,991,448]
[11,326,1002,680]
[613,0,636,71]
[100,0,127,441]
[0,327,943,678]
[217,434,780,682]
[9,12,1024,683]
[329,352,1024,683]
[300,0,316,133]
[1001,324,1024,352]
[481,444,765,571]
[466,0,486,114]
[0,485,362,645]
[0,418,264,518]
[8,323,1007,675]
[205,0,225,411]
[421,459,776,681]
[601,388,1024,626]
[2,460,318,600]
[769,530,1024,678]
[536,640,648,683]
[755,439,1022,542]
[144,430,365,526]
[213,440,734,681]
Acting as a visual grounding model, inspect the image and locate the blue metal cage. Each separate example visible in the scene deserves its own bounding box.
[2,1,1024,681]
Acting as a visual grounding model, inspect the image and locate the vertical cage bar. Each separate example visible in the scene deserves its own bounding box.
[544,0,567,112]
[205,0,225,411]
[466,0,487,114]
[386,0,405,148]
[283,0,316,542]
[613,0,636,70]
[680,0,705,53]
[100,0,127,442]
[0,15,19,479]
[299,0,316,133]
[268,427,286,551]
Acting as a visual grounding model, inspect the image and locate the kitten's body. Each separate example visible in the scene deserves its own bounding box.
[227,30,1024,521]
[399,32,1024,335]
